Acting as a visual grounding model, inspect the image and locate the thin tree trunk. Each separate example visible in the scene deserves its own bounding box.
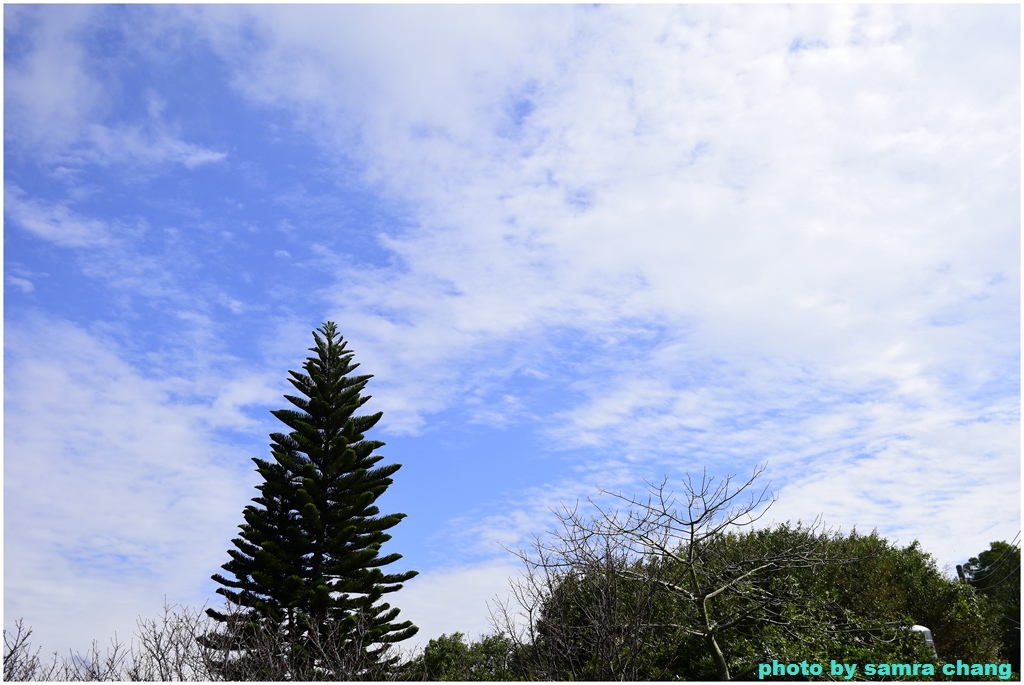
[700,594,730,680]
[706,631,730,680]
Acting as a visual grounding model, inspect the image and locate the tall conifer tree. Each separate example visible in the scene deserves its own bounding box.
[205,322,417,679]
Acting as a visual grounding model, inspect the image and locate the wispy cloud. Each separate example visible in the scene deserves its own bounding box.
[270,5,1015,570]
[196,4,1017,440]
[5,186,116,248]
[5,274,35,294]
[4,315,259,654]
[77,122,226,171]
[5,6,225,176]
[3,5,105,151]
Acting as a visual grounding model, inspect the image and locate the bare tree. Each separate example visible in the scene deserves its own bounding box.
[4,603,214,682]
[494,464,836,680]
[4,618,135,682]
[491,501,664,680]
[4,619,61,681]
[126,602,218,681]
[4,600,408,681]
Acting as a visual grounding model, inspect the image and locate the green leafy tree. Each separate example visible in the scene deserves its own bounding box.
[963,540,1021,672]
[401,632,522,681]
[496,465,1004,681]
[744,530,999,678]
[496,466,847,680]
[204,322,417,679]
[516,525,942,681]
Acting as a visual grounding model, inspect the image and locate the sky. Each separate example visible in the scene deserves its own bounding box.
[3,4,1020,660]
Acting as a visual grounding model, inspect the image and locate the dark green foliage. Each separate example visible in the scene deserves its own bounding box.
[724,530,1000,679]
[529,553,667,680]
[205,322,417,679]
[963,540,1021,673]
[516,525,1003,681]
[401,633,522,681]
[808,532,1003,670]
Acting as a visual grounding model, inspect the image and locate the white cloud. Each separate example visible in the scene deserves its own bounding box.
[3,5,106,151]
[768,405,1021,569]
[196,4,1017,570]
[5,185,116,248]
[80,123,227,170]
[2,189,263,346]
[4,6,225,174]
[3,315,259,655]
[398,559,522,650]
[5,275,35,293]
[194,4,1015,403]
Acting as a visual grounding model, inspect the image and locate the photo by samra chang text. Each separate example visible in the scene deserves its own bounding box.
[758,659,1014,680]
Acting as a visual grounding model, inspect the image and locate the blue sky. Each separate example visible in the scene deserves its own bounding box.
[4,4,1019,658]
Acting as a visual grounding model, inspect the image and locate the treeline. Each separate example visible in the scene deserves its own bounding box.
[5,324,1019,680]
[405,530,1019,681]
[4,530,1018,681]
